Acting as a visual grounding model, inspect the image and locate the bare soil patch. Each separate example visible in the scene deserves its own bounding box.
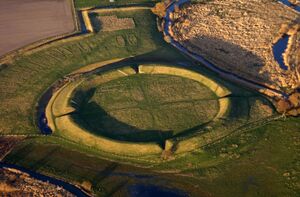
[0,0,75,57]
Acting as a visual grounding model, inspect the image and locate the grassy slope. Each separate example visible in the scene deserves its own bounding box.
[3,136,210,196]
[0,9,183,135]
[74,0,159,8]
[4,117,300,196]
[46,62,274,158]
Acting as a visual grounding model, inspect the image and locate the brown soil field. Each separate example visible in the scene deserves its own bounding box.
[0,0,75,57]
[171,0,300,91]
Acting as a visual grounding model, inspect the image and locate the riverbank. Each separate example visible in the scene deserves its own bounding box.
[0,163,89,196]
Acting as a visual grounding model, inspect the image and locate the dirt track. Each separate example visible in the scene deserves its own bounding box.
[0,0,75,57]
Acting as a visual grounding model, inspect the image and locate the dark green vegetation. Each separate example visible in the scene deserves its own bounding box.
[0,5,299,197]
[74,0,159,9]
[3,136,209,196]
[74,74,219,142]
[4,117,300,196]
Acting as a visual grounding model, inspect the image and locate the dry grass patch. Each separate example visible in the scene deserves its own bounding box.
[284,27,300,75]
[94,15,135,32]
[171,0,300,90]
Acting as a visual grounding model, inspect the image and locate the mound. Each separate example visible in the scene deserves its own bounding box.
[45,64,238,157]
[44,62,275,160]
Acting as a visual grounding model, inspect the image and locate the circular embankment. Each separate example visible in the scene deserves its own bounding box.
[45,63,231,157]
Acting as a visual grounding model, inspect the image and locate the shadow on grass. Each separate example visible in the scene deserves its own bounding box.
[70,88,173,147]
[93,162,118,186]
[0,64,8,72]
[71,101,173,146]
[129,46,190,63]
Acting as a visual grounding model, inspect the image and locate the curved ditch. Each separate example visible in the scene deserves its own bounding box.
[37,74,81,135]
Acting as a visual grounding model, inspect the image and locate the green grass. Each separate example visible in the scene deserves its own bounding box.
[1,4,299,197]
[0,9,184,135]
[4,116,300,196]
[73,74,219,142]
[3,136,212,196]
[74,0,159,9]
[148,117,300,196]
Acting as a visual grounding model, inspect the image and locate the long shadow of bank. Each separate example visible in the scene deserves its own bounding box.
[69,88,173,148]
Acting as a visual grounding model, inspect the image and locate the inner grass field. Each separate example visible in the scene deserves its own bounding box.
[74,74,219,142]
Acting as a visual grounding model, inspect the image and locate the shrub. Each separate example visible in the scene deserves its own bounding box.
[151,2,167,18]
